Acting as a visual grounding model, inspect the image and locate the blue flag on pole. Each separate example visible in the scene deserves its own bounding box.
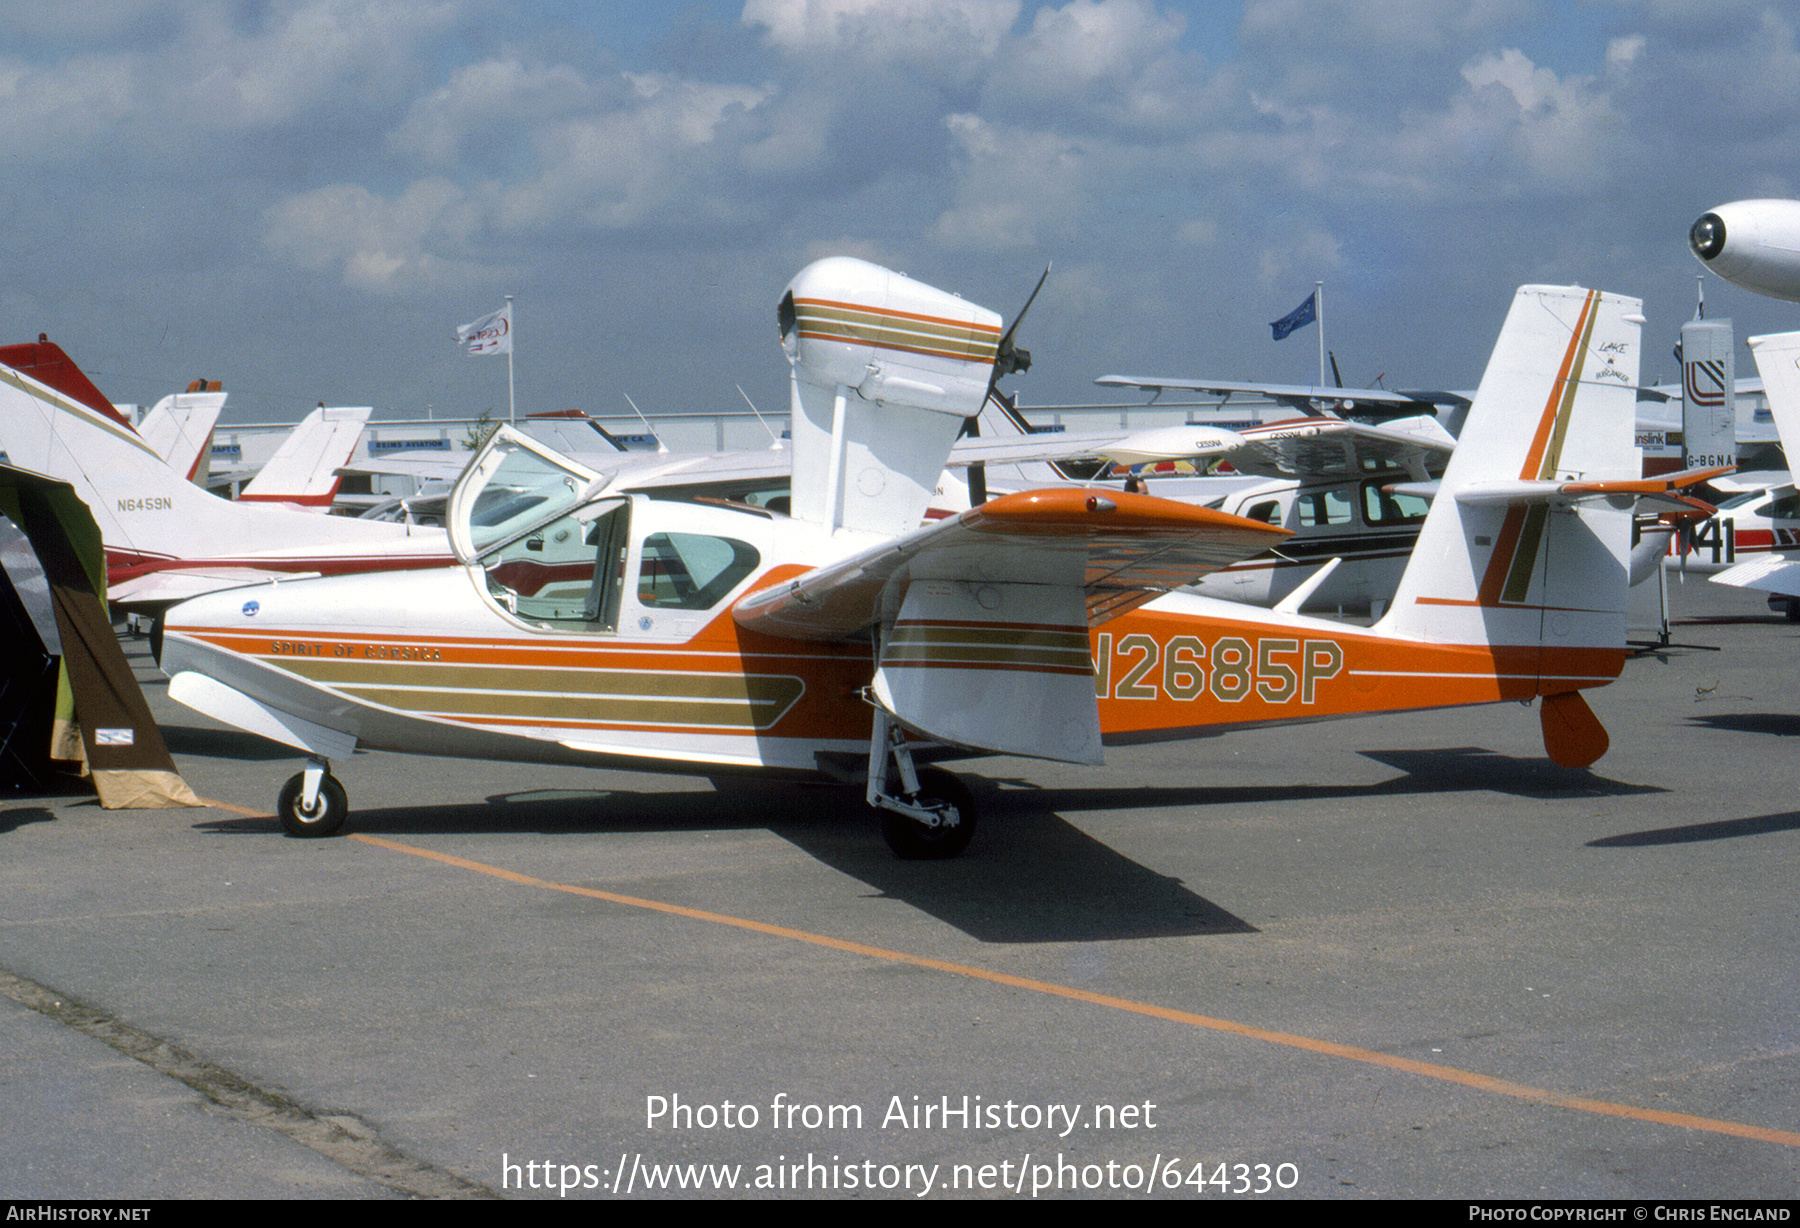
[1270,291,1317,341]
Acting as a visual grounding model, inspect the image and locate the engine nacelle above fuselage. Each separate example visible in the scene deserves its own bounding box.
[779,257,1005,537]
[1691,200,1800,303]
[779,257,1001,418]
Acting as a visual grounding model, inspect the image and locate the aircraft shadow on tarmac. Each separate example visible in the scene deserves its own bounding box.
[1588,810,1800,847]
[186,743,1659,943]
[0,806,60,835]
[192,780,1255,944]
[1683,712,1800,738]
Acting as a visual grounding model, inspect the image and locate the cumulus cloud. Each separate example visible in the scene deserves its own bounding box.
[498,72,775,232]
[743,0,1021,73]
[11,2,1800,417]
[1238,0,1536,59]
[0,51,139,158]
[981,0,1204,132]
[165,0,465,130]
[392,54,600,167]
[261,178,498,293]
[931,113,1097,250]
[1445,48,1626,195]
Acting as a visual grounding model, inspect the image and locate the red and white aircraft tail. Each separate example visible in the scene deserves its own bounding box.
[238,404,372,511]
[0,341,450,605]
[1381,286,1640,639]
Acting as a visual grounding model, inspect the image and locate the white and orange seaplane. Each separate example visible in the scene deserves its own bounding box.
[155,259,1705,857]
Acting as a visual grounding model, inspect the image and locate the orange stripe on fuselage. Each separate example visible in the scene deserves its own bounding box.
[1091,604,1622,744]
[171,585,1623,756]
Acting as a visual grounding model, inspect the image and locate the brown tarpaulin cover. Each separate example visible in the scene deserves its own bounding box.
[0,464,198,808]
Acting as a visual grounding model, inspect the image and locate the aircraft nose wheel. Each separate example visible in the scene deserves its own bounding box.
[877,767,976,860]
[277,770,349,838]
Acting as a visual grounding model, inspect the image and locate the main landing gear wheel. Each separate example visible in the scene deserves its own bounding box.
[277,771,348,838]
[878,768,976,860]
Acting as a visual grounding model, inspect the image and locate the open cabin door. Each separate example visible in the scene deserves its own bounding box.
[447,426,606,566]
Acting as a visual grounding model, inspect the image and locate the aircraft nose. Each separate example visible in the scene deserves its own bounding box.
[1690,212,1727,262]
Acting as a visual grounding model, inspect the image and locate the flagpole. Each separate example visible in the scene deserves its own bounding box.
[1316,281,1325,387]
[506,295,516,424]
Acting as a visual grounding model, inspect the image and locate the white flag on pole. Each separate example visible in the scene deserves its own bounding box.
[455,301,512,355]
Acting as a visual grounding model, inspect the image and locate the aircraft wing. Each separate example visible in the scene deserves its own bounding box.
[108,566,325,607]
[948,414,1456,481]
[1103,414,1456,480]
[731,487,1290,641]
[945,429,1139,467]
[1096,374,1471,416]
[1713,554,1800,600]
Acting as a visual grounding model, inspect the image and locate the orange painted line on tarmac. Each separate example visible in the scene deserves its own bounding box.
[349,831,1800,1151]
[201,797,267,817]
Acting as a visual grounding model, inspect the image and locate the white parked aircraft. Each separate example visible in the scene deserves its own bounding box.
[0,340,457,607]
[0,344,797,606]
[966,394,1456,614]
[1709,330,1800,614]
[157,260,1677,857]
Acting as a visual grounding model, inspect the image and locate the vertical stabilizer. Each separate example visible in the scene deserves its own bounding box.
[1748,330,1800,458]
[1380,286,1641,678]
[1681,318,1736,470]
[240,405,371,509]
[137,385,228,484]
[0,344,428,589]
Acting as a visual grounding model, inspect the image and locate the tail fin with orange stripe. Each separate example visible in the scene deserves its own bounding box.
[1381,286,1641,648]
[1376,285,1642,765]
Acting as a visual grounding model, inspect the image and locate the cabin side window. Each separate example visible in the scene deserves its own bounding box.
[1361,481,1431,526]
[1294,489,1352,527]
[637,533,762,610]
[1755,493,1800,520]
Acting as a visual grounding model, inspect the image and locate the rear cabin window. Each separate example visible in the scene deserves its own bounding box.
[1294,489,1353,527]
[1755,493,1800,520]
[1362,482,1431,526]
[638,533,761,610]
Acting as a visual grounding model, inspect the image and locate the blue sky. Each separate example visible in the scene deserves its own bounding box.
[5,1,1798,423]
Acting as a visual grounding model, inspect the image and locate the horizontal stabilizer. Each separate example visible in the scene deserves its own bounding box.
[1453,463,1729,513]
